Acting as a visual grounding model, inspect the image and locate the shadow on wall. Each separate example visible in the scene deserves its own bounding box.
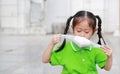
[51,22,72,34]
[51,22,65,34]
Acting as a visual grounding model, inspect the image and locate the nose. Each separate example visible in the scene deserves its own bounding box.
[80,32,85,37]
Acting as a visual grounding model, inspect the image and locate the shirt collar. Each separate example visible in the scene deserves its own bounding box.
[70,41,92,51]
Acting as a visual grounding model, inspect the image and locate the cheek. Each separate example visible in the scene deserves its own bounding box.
[86,35,92,39]
[87,33,93,39]
[73,31,78,35]
[73,30,80,36]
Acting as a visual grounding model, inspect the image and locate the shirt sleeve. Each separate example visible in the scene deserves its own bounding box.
[95,48,107,69]
[50,46,63,66]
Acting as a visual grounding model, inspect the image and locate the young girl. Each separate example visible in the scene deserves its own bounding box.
[42,10,112,74]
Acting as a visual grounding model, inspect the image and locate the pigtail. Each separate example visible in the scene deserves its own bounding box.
[96,15,106,45]
[55,16,73,52]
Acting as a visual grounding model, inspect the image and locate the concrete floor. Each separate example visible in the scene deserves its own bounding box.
[0,34,120,74]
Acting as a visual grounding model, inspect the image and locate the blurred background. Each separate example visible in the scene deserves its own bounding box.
[0,0,120,74]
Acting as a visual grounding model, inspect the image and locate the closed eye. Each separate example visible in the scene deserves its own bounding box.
[77,31,81,32]
[85,32,89,33]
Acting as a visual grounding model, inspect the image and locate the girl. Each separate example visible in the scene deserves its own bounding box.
[42,11,112,74]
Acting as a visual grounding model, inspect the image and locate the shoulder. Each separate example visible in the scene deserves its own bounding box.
[92,47,101,51]
[90,46,104,54]
[92,47,103,52]
[53,41,71,52]
[91,46,107,57]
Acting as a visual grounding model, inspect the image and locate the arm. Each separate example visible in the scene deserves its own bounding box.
[42,34,61,63]
[101,45,112,71]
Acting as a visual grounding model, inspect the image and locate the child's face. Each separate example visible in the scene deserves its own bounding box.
[72,20,95,40]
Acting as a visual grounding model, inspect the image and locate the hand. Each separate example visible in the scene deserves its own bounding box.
[51,34,61,45]
[101,45,112,57]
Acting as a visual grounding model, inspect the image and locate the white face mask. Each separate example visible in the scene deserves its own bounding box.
[61,35,100,48]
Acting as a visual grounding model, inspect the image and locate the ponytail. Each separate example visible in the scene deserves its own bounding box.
[55,16,73,52]
[96,15,106,45]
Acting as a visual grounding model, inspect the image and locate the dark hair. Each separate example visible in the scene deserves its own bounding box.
[55,10,106,52]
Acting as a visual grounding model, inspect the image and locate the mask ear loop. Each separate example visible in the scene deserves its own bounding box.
[102,36,106,45]
[69,16,74,27]
[85,11,87,19]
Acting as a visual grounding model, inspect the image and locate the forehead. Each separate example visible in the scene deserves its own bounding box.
[73,17,95,29]
[74,20,92,30]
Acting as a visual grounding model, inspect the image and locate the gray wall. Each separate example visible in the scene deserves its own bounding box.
[0,0,119,35]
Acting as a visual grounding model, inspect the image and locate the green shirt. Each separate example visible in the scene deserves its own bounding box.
[50,41,107,74]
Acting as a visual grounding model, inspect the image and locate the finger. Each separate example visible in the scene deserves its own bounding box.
[103,49,112,56]
[101,47,110,54]
[101,48,107,53]
[103,48,111,53]
[101,47,107,51]
[104,45,112,50]
[101,46,112,51]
